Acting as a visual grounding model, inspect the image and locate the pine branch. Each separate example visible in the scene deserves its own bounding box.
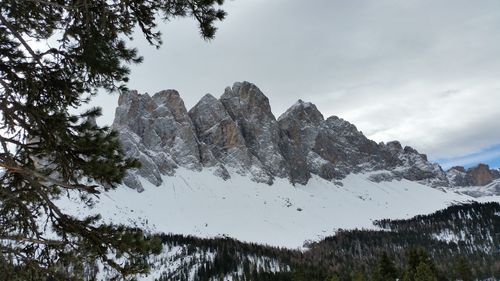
[0,0,227,278]
[0,161,101,194]
[0,235,63,246]
[25,0,81,10]
[0,77,11,94]
[0,13,43,67]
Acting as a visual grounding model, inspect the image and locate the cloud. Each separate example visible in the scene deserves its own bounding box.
[89,0,500,167]
[437,144,500,169]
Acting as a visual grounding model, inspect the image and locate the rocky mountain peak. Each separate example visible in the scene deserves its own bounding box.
[188,90,272,183]
[278,99,324,125]
[112,81,489,192]
[221,82,272,119]
[446,163,500,188]
[278,100,324,184]
[450,166,466,173]
[385,140,403,151]
[152,89,179,103]
[189,93,229,135]
[113,90,202,191]
[468,164,494,186]
[220,81,288,178]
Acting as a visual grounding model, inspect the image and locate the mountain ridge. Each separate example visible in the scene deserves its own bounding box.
[112,81,499,194]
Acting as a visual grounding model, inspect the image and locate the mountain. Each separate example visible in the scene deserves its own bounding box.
[57,81,498,247]
[57,81,500,280]
[113,81,459,191]
[447,164,500,197]
[112,81,498,195]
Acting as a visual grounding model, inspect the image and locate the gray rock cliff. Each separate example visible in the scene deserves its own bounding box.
[111,81,495,193]
[220,82,289,180]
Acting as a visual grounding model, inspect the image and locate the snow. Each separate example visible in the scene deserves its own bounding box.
[58,168,477,249]
[453,179,500,198]
[277,99,313,122]
[433,230,461,243]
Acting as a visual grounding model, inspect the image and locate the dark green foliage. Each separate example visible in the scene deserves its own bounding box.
[301,202,500,280]
[375,201,500,254]
[455,256,473,281]
[153,202,500,281]
[373,252,398,281]
[350,271,366,281]
[0,0,225,280]
[412,262,437,281]
[402,248,439,281]
[156,234,297,281]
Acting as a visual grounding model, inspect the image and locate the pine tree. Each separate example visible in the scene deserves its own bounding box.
[328,275,341,281]
[414,263,437,281]
[0,0,225,280]
[373,252,398,281]
[456,257,473,281]
[402,248,439,281]
[351,271,365,281]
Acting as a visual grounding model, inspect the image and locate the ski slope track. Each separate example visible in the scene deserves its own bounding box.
[58,168,479,249]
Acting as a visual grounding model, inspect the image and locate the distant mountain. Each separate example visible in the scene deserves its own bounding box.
[447,164,500,196]
[112,81,499,195]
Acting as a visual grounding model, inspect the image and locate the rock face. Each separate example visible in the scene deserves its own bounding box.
[278,100,324,184]
[447,164,500,187]
[188,93,270,183]
[220,82,288,179]
[112,81,494,192]
[446,165,500,197]
[113,90,201,191]
[469,164,495,186]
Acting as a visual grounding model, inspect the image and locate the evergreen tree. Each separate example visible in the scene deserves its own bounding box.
[0,0,225,280]
[351,271,365,281]
[402,248,439,281]
[456,257,473,281]
[414,263,437,281]
[373,252,398,281]
[327,275,341,281]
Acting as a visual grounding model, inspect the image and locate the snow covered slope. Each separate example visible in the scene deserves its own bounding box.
[57,81,499,250]
[453,179,500,198]
[59,168,474,249]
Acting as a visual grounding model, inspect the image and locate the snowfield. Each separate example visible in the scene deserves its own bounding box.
[59,168,476,249]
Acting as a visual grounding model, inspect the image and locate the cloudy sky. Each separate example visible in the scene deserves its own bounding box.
[91,0,500,169]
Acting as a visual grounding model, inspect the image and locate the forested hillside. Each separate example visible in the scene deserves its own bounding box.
[142,202,500,281]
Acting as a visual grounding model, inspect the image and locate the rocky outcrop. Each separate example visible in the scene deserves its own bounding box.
[188,93,271,183]
[446,165,500,197]
[277,101,447,186]
[447,164,500,187]
[113,90,201,191]
[112,81,488,191]
[278,100,324,184]
[311,116,381,179]
[379,141,449,187]
[220,82,288,180]
[469,164,494,186]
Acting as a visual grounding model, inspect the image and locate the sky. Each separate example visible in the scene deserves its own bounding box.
[89,0,500,169]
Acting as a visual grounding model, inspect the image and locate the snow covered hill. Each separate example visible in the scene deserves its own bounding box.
[57,80,500,250]
[54,81,500,280]
[453,179,500,198]
[59,168,475,249]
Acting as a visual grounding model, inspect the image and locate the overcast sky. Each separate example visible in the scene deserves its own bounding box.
[91,0,500,169]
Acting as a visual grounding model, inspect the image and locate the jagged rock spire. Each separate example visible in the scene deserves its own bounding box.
[220,82,288,179]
